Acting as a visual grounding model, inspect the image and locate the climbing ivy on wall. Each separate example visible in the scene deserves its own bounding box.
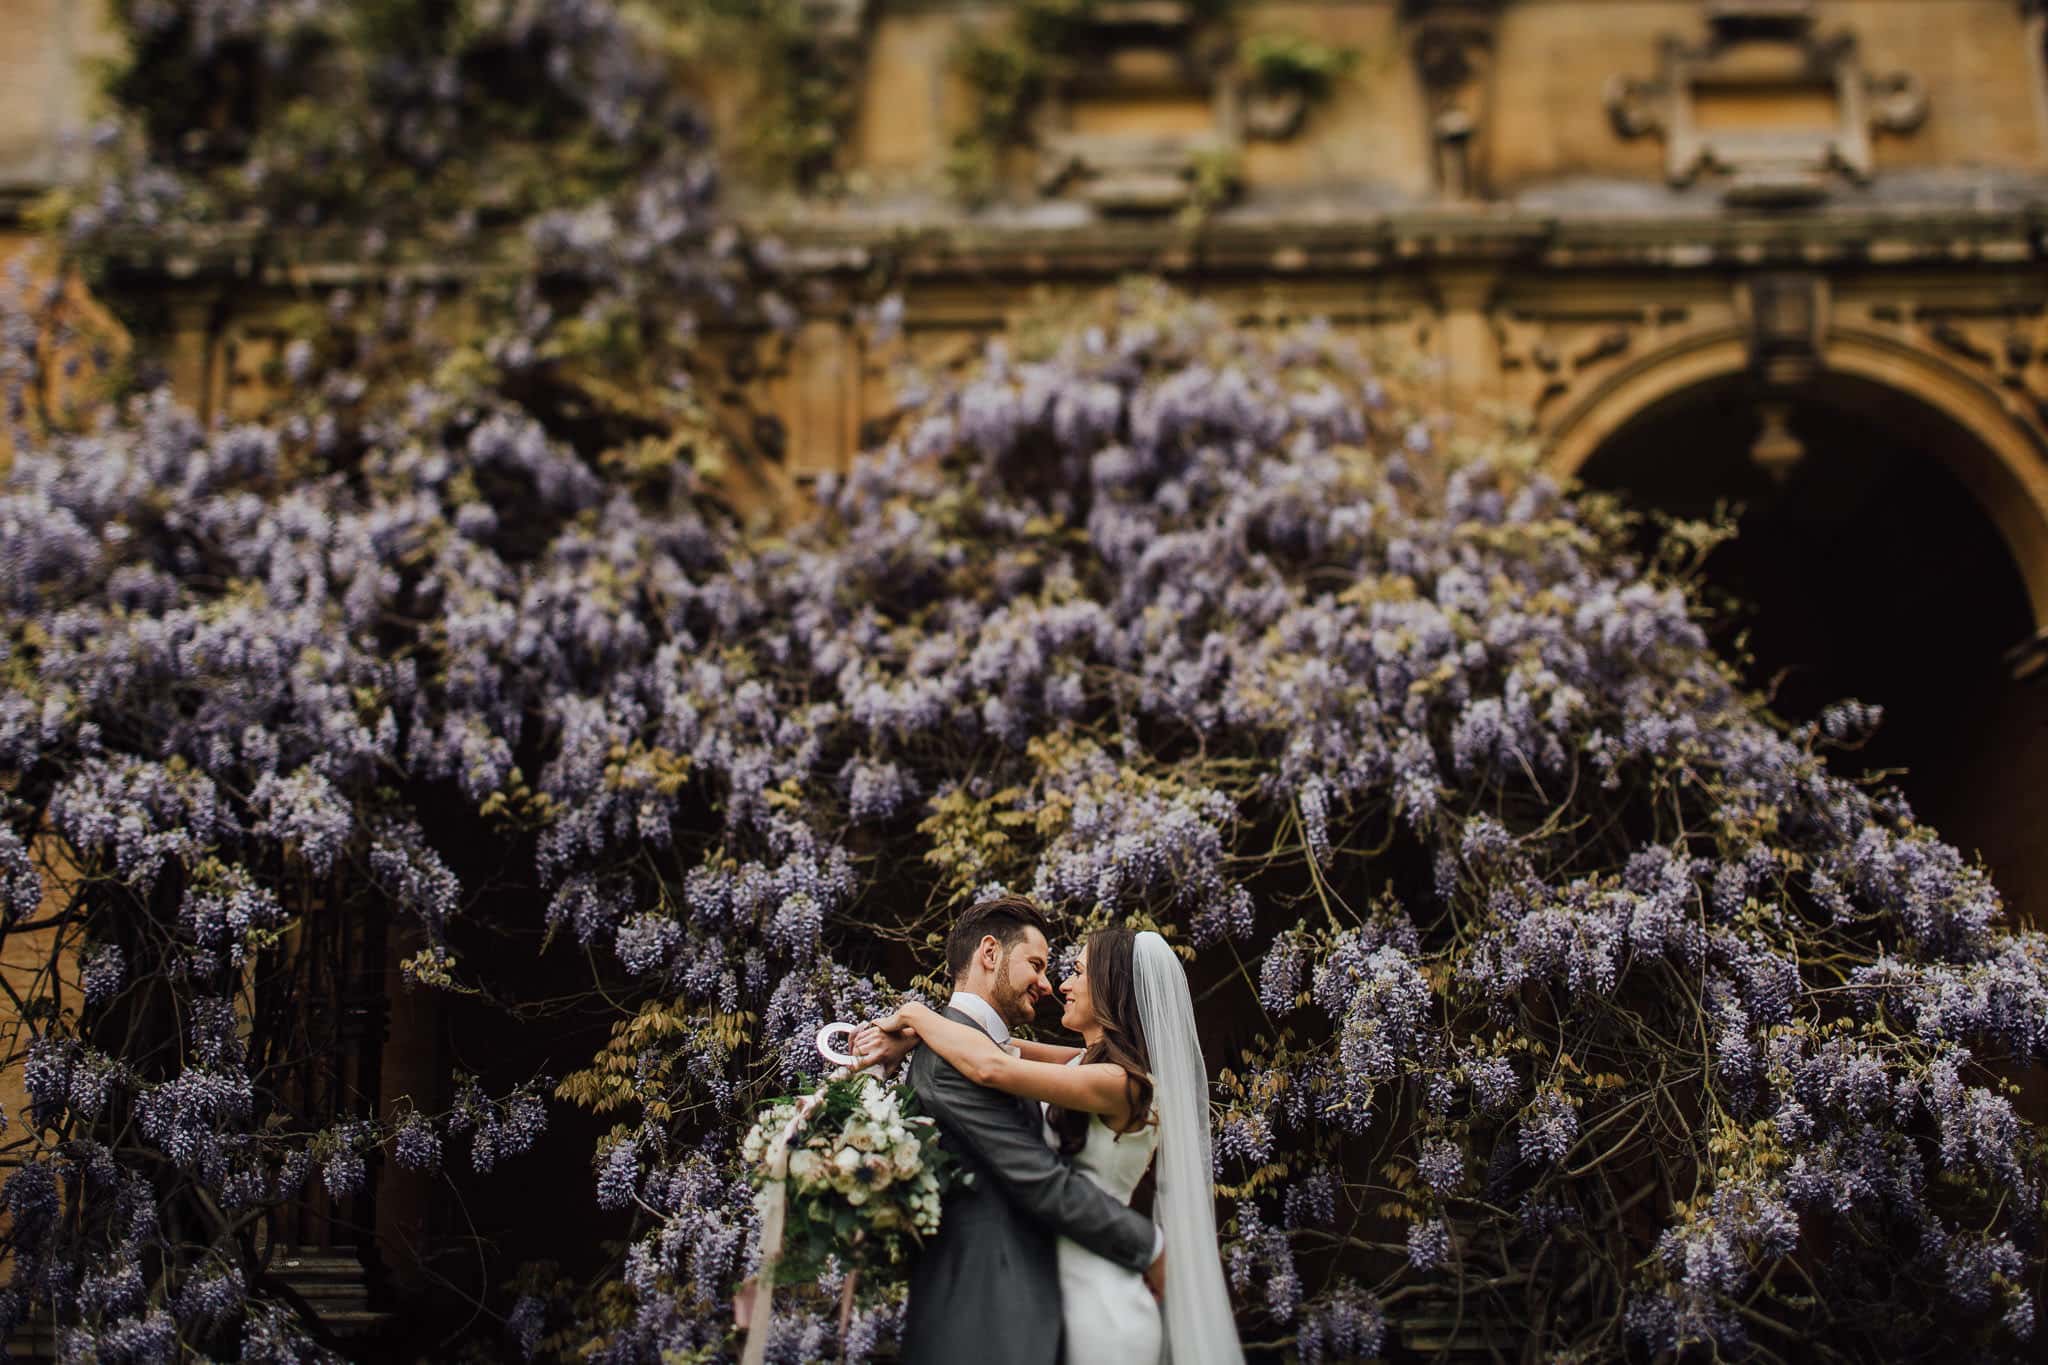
[946,0,1358,208]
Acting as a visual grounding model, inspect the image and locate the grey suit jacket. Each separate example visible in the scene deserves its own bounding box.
[900,1007,1156,1365]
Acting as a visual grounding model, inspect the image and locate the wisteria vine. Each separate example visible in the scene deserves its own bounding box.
[4,3,2047,1364]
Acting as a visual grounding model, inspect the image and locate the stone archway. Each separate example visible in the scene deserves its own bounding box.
[1544,326,2048,631]
[1551,340,2048,924]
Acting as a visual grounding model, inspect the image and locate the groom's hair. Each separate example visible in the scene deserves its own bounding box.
[946,895,1052,979]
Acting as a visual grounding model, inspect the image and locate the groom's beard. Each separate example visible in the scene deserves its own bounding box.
[988,971,1034,1031]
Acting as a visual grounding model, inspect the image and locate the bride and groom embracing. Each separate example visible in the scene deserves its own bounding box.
[850,895,1244,1365]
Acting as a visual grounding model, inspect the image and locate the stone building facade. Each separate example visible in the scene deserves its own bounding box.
[8,10,2039,945]
[677,1,2048,919]
[727,0,2048,923]
[5,0,2046,992]
[5,0,2048,1345]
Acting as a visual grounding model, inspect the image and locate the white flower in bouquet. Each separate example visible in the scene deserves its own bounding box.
[740,1070,962,1290]
[861,1087,901,1124]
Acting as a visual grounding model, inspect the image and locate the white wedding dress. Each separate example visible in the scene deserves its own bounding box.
[1049,1066,1164,1365]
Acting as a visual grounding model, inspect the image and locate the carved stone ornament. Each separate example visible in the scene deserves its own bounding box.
[1032,1,1252,215]
[1409,1,1499,200]
[1736,271,1829,479]
[1241,86,1308,141]
[1028,1,1344,213]
[1605,1,1928,206]
[1492,302,1690,420]
[1872,297,2048,435]
[1738,272,1829,386]
[1748,401,1806,482]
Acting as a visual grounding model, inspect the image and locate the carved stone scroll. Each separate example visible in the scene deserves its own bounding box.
[1605,3,1927,205]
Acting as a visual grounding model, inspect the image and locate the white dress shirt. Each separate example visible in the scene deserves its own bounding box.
[947,990,1014,1049]
[946,992,1164,1263]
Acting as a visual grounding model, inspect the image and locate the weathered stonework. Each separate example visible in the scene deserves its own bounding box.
[18,4,2048,595]
[1410,0,1502,200]
[1605,0,1928,205]
[8,2,2048,747]
[1031,2,1242,214]
[0,1,121,213]
[7,7,2048,1330]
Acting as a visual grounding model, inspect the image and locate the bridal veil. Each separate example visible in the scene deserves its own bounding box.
[1131,930,1245,1365]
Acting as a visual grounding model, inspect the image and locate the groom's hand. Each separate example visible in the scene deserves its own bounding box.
[1143,1248,1167,1303]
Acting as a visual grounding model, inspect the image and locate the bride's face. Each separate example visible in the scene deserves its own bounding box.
[1058,944,1097,1033]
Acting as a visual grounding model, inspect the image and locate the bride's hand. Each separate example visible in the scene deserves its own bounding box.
[852,1014,917,1071]
[852,1001,938,1071]
[877,1001,940,1034]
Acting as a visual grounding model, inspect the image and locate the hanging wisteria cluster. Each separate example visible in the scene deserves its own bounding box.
[6,2,2048,1363]
[4,1,796,1361]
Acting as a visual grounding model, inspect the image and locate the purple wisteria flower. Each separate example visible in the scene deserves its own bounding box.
[1407,1217,1451,1270]
[1295,1285,1386,1365]
[1520,1090,1579,1167]
[1417,1137,1465,1192]
[6,54,2046,1350]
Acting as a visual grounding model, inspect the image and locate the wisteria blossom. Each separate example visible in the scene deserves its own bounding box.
[2,2,2045,1361]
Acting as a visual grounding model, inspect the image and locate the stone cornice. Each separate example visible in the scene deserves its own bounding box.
[759,206,2048,280]
[40,203,2048,298]
[83,224,516,290]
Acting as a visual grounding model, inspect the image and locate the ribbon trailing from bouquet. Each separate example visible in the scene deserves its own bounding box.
[737,1023,863,1365]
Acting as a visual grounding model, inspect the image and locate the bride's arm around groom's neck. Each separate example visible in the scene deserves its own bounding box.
[907,1038,1158,1274]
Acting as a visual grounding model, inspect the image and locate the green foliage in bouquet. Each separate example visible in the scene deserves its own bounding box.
[740,1072,962,1287]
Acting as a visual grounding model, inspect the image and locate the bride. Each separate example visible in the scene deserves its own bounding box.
[857,927,1244,1365]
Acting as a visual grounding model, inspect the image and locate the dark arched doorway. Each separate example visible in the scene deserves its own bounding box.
[1578,371,2048,924]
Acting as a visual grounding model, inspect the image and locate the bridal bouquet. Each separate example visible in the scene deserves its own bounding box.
[740,1070,960,1285]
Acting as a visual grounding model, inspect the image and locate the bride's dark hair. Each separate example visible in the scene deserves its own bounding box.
[1048,926,1155,1155]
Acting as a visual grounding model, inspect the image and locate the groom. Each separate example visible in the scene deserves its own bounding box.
[854,895,1165,1365]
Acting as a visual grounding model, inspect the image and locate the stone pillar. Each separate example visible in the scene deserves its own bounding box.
[786,316,860,481]
[1434,267,1501,396]
[2027,5,2048,163]
[163,291,224,424]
